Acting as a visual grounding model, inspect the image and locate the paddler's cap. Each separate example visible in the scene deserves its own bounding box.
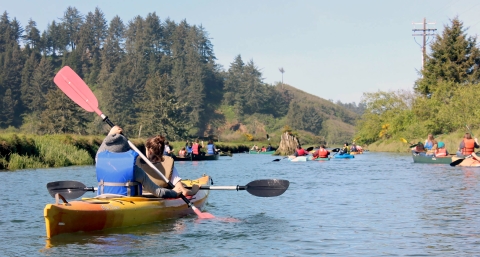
[104,134,130,152]
[438,141,445,148]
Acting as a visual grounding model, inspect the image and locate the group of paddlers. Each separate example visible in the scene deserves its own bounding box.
[171,139,220,158]
[412,133,479,158]
[250,144,273,152]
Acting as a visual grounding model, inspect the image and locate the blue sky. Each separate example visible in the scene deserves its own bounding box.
[3,0,480,103]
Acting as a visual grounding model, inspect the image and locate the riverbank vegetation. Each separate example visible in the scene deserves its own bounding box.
[355,17,480,149]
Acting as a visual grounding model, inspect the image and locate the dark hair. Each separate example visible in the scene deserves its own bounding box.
[146,135,166,162]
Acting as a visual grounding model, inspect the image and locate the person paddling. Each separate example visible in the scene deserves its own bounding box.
[95,126,182,198]
[312,145,330,159]
[138,135,199,196]
[456,133,479,157]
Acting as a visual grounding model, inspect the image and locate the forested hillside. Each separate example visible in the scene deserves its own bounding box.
[0,7,359,144]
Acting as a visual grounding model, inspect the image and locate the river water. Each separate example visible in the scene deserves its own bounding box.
[1,152,480,256]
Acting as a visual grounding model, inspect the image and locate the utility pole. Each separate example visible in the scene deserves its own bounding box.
[412,18,437,69]
[278,67,285,89]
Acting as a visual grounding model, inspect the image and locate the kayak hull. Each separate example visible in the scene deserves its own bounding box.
[172,154,219,161]
[249,150,275,154]
[334,154,355,159]
[412,152,453,164]
[44,175,210,238]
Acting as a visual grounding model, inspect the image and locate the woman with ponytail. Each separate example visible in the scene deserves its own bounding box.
[137,135,199,196]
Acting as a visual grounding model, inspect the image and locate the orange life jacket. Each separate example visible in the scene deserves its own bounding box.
[319,148,329,158]
[462,138,475,155]
[192,143,199,155]
[435,148,447,157]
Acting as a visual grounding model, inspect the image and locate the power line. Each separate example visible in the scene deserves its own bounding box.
[412,18,437,69]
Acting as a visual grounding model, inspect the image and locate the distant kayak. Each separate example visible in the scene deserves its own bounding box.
[249,150,275,154]
[333,154,355,159]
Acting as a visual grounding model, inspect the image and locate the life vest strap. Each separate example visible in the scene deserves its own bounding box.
[98,179,140,196]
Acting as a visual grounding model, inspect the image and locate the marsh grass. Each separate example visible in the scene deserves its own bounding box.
[0,133,99,170]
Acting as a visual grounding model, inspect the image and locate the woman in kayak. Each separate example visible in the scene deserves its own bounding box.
[456,133,479,157]
[139,134,199,196]
[96,126,181,198]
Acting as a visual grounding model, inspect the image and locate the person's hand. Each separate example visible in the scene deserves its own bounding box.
[108,126,123,135]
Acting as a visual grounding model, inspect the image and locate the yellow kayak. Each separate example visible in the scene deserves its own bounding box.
[44,175,210,238]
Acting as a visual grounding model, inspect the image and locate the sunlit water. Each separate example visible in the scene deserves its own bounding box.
[2,152,480,256]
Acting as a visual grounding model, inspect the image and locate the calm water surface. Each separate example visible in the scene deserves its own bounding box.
[2,152,480,256]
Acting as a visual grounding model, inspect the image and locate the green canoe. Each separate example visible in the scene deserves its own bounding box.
[172,154,219,161]
[411,152,453,164]
[249,150,275,154]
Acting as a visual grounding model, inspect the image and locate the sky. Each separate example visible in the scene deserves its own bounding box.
[3,0,480,103]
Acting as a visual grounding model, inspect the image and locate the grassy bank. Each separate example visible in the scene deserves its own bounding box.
[0,133,279,170]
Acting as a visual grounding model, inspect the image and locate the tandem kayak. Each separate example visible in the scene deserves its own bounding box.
[249,150,275,154]
[411,152,453,164]
[172,154,219,161]
[44,175,211,238]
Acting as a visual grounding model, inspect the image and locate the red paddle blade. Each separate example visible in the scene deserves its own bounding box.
[192,206,215,219]
[53,66,102,115]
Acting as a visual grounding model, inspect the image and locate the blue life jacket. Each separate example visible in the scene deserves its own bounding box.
[96,150,142,196]
[186,146,192,153]
[207,144,215,154]
[424,141,433,150]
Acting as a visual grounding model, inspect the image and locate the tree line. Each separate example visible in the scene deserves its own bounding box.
[355,17,480,145]
[0,7,301,139]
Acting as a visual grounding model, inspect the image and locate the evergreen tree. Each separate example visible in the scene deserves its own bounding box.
[136,72,189,138]
[24,18,41,50]
[98,15,125,84]
[415,17,480,96]
[39,88,89,134]
[61,6,83,51]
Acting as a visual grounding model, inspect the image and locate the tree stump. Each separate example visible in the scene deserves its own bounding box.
[275,132,300,156]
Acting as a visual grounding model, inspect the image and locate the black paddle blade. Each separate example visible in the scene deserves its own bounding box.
[246,179,289,197]
[450,158,465,167]
[272,159,281,162]
[331,148,340,152]
[306,147,314,152]
[46,181,93,200]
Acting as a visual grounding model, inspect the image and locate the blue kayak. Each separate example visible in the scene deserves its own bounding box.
[333,154,355,159]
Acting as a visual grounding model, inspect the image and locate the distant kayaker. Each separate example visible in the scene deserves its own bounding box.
[251,144,259,151]
[164,141,173,156]
[435,141,448,157]
[412,142,426,156]
[266,144,273,151]
[192,139,203,156]
[186,142,193,156]
[312,145,330,159]
[261,146,267,152]
[206,139,218,155]
[424,134,438,156]
[139,135,199,196]
[178,147,187,157]
[457,133,479,157]
[350,143,358,152]
[339,143,350,155]
[95,126,182,198]
[293,145,308,157]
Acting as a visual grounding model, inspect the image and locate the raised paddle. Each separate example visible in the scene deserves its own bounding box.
[450,158,466,167]
[47,179,289,199]
[53,66,214,219]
